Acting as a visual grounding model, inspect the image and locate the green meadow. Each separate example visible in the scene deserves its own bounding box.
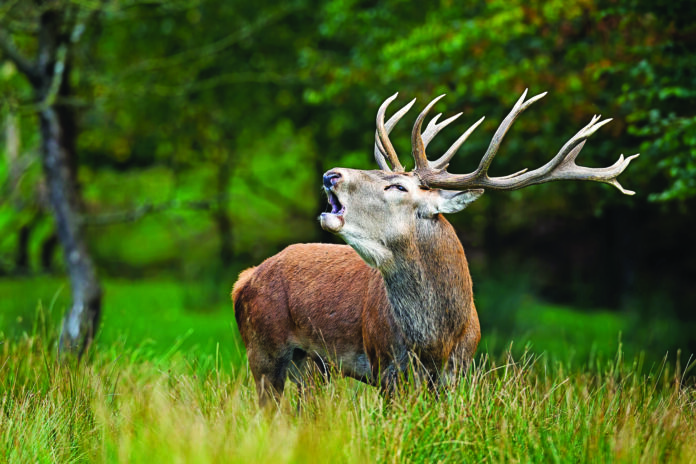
[1,277,694,463]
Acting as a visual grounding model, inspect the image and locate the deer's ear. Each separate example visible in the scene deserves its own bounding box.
[433,189,484,215]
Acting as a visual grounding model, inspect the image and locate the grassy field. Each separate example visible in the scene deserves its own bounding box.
[0,277,244,368]
[1,277,695,462]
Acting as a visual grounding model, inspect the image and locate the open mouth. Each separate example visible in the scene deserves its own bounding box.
[326,189,345,216]
[319,188,346,233]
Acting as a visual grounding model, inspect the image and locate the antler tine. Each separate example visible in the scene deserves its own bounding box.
[475,89,548,176]
[375,96,416,170]
[526,115,613,176]
[374,140,391,170]
[387,97,417,132]
[375,93,415,172]
[411,94,446,170]
[429,116,486,170]
[421,112,462,149]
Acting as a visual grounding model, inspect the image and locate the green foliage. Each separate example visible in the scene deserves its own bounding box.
[475,270,694,367]
[296,0,695,207]
[2,0,694,274]
[610,1,696,201]
[1,0,695,375]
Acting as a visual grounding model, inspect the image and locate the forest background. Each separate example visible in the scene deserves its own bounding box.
[1,0,695,369]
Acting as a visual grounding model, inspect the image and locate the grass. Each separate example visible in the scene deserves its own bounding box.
[2,275,683,370]
[1,333,694,463]
[0,277,244,368]
[1,276,695,462]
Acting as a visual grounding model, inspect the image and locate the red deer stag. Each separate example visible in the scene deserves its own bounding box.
[232,90,638,406]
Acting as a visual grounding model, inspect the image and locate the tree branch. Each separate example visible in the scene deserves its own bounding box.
[39,3,97,109]
[83,196,229,226]
[84,181,311,227]
[145,71,299,97]
[120,2,301,76]
[0,30,39,83]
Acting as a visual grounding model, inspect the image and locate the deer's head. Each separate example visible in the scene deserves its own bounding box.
[320,91,639,269]
[320,168,482,268]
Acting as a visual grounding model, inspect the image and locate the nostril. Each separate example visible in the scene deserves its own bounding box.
[323,171,342,188]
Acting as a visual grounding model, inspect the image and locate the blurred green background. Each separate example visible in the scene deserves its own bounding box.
[1,0,695,369]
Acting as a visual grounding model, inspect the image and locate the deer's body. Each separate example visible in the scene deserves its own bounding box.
[233,235,480,400]
[232,90,637,406]
[233,243,386,385]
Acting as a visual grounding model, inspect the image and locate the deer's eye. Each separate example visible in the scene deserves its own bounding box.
[385,184,408,192]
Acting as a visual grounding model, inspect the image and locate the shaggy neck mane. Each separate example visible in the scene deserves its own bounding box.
[381,215,473,360]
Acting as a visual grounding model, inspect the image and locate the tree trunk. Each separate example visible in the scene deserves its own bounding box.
[34,8,102,356]
[39,105,102,355]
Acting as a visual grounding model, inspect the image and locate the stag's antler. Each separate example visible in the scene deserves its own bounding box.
[376,90,639,195]
[374,93,416,172]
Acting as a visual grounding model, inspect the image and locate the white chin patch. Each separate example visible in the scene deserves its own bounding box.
[320,213,344,233]
[345,238,394,271]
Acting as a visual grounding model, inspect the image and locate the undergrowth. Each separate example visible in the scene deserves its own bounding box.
[1,331,694,463]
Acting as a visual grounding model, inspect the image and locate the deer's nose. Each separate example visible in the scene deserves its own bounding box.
[323,171,342,188]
